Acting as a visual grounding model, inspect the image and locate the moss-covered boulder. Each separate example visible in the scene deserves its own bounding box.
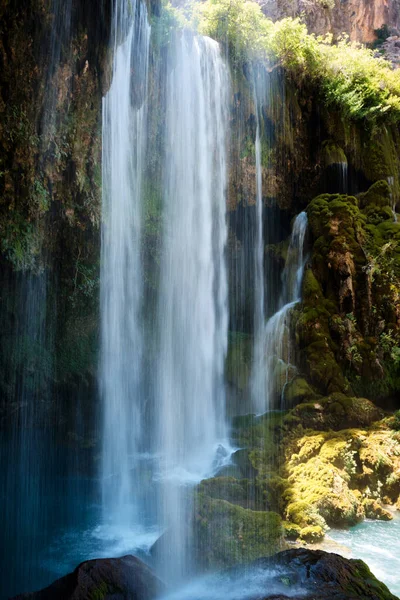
[286,394,384,431]
[362,498,393,521]
[256,549,399,600]
[11,555,165,600]
[198,477,251,506]
[283,377,320,407]
[299,185,400,403]
[194,494,283,569]
[280,418,400,537]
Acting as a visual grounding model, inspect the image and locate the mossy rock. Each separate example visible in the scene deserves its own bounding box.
[302,268,323,303]
[194,494,283,569]
[287,394,384,431]
[285,500,327,530]
[362,498,393,521]
[285,456,363,527]
[232,448,257,478]
[280,415,400,540]
[282,521,301,541]
[226,332,252,393]
[321,141,347,167]
[363,204,394,225]
[362,130,400,185]
[264,549,399,599]
[198,477,250,505]
[299,525,325,543]
[283,377,320,407]
[359,180,392,209]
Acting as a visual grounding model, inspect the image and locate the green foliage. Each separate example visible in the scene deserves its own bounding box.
[193,0,270,63]
[0,213,42,271]
[316,0,335,7]
[152,0,186,47]
[190,0,400,123]
[372,24,390,49]
[31,179,50,214]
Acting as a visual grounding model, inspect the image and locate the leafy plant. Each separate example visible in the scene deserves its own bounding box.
[177,0,400,123]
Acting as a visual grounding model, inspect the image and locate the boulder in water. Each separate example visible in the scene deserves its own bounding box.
[256,548,399,599]
[11,555,165,600]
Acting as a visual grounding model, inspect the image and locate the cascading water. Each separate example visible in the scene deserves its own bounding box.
[264,211,308,409]
[0,274,52,598]
[338,162,348,194]
[0,1,73,595]
[100,0,150,535]
[155,31,230,582]
[250,71,268,416]
[388,176,398,222]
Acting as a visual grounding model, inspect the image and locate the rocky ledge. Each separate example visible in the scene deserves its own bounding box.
[257,549,398,599]
[11,549,398,600]
[11,555,165,600]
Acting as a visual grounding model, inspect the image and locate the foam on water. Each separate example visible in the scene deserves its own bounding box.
[160,566,306,600]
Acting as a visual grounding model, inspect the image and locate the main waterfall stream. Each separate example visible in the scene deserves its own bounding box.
[101,0,231,585]
[101,0,151,538]
[155,32,230,582]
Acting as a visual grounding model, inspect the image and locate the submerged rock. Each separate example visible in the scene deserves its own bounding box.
[256,548,399,599]
[11,555,165,600]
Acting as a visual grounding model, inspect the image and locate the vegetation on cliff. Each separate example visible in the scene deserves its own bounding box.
[165,0,400,124]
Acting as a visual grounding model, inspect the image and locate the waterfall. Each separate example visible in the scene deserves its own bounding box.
[338,162,348,194]
[155,31,230,582]
[0,274,53,598]
[100,0,150,532]
[264,212,308,409]
[250,83,267,415]
[388,176,398,221]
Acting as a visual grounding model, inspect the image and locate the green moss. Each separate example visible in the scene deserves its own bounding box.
[195,495,282,569]
[359,180,391,208]
[299,525,324,543]
[283,377,320,406]
[226,332,252,393]
[287,395,383,431]
[321,141,347,167]
[344,558,398,599]
[285,500,327,529]
[362,130,400,184]
[302,269,323,302]
[88,582,108,600]
[282,521,301,540]
[362,499,393,521]
[198,477,250,505]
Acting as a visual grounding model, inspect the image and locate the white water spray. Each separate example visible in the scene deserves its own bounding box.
[250,85,267,415]
[252,212,308,413]
[156,31,230,581]
[100,0,150,532]
[264,211,308,409]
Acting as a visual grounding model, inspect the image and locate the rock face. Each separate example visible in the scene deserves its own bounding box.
[381,35,400,68]
[11,555,165,600]
[257,548,399,599]
[262,0,400,43]
[11,550,398,600]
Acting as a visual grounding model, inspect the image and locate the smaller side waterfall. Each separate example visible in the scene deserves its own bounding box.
[388,176,398,222]
[265,211,308,409]
[253,212,308,413]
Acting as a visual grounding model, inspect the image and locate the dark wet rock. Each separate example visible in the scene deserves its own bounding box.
[11,555,165,600]
[256,548,398,599]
